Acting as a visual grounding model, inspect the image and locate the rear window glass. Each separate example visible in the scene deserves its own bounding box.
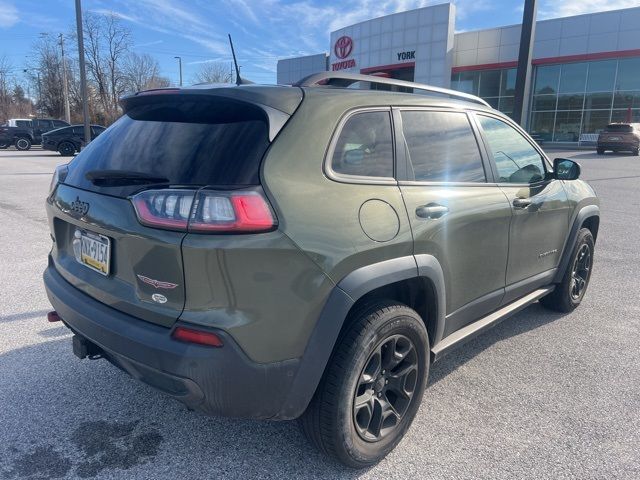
[330,111,394,179]
[605,124,633,133]
[64,98,270,195]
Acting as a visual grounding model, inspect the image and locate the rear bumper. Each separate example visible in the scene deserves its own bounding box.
[43,261,300,419]
[597,142,638,150]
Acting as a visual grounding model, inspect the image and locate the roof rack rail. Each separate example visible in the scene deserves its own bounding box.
[294,72,491,108]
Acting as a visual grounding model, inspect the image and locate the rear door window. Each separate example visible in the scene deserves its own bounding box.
[400,110,486,182]
[330,111,394,179]
[64,97,271,196]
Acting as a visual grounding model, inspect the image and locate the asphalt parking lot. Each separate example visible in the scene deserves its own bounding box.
[1,146,639,479]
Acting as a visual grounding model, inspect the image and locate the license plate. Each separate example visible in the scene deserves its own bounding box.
[77,230,111,276]
[609,136,620,141]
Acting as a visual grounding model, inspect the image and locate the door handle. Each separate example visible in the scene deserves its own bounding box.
[513,197,532,208]
[416,203,449,219]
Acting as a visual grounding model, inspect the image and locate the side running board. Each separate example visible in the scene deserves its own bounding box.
[431,286,555,362]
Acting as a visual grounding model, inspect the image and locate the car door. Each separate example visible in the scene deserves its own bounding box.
[72,126,85,145]
[396,108,512,336]
[474,113,571,304]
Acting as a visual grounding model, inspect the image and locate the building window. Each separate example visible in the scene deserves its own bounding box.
[451,68,516,117]
[526,56,640,142]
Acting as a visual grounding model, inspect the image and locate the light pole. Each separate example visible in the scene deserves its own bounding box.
[59,33,71,123]
[512,0,538,127]
[23,68,42,115]
[75,0,91,147]
[174,56,182,86]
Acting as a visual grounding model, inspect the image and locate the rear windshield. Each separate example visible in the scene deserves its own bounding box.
[64,97,270,195]
[605,124,633,133]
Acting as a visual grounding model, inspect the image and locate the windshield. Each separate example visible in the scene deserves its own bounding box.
[64,97,270,196]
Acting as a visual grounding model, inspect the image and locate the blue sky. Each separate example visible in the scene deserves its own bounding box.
[0,0,636,85]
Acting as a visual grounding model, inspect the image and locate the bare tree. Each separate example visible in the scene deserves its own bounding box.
[82,12,131,124]
[27,36,66,119]
[123,52,170,93]
[191,62,233,84]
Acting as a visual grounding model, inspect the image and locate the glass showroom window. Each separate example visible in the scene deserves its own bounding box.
[451,68,516,117]
[530,57,640,142]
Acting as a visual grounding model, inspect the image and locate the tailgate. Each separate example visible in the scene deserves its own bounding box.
[48,184,186,327]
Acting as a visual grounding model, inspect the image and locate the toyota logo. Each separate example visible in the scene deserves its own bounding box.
[334,36,353,59]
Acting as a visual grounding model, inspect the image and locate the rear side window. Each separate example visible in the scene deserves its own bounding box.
[331,111,394,179]
[16,120,31,128]
[72,127,84,135]
[400,110,485,182]
[64,98,270,195]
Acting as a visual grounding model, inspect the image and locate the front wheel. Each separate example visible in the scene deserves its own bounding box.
[300,302,429,468]
[15,137,31,151]
[540,228,594,313]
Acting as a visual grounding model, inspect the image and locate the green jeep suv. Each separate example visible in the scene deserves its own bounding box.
[44,73,599,467]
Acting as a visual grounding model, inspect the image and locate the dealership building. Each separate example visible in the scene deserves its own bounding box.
[277,3,640,142]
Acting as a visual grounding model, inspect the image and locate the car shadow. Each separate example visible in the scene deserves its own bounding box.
[0,337,370,479]
[0,151,61,158]
[0,309,52,324]
[429,302,565,385]
[1,303,567,479]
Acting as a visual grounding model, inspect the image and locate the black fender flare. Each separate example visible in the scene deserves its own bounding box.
[553,204,600,283]
[275,254,446,420]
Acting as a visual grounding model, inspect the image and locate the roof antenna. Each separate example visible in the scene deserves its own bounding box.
[228,34,242,85]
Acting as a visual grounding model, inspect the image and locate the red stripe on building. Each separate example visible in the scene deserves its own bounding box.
[452,49,640,73]
[532,48,640,65]
[452,61,518,73]
[360,62,415,74]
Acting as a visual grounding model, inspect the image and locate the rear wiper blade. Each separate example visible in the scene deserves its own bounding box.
[85,170,170,186]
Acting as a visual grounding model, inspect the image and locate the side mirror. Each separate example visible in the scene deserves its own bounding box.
[553,158,581,180]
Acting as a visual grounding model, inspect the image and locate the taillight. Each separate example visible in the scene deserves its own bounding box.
[131,189,195,230]
[131,187,277,233]
[172,326,223,347]
[189,189,276,233]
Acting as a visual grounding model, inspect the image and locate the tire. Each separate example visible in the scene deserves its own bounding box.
[633,147,640,156]
[596,148,604,155]
[58,141,76,156]
[540,228,594,313]
[0,141,9,149]
[15,137,32,151]
[299,301,429,468]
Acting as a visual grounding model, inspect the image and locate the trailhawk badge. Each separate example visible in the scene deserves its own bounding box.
[136,274,179,289]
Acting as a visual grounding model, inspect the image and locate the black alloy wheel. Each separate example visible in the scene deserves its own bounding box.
[570,243,591,301]
[353,334,418,441]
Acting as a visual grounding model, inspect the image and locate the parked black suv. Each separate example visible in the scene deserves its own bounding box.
[44,73,599,467]
[42,125,106,156]
[0,118,70,150]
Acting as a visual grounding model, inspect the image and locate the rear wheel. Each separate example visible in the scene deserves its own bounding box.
[0,141,9,149]
[15,137,31,151]
[540,228,594,313]
[596,148,604,155]
[300,302,429,468]
[58,141,76,156]
[633,147,640,156]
